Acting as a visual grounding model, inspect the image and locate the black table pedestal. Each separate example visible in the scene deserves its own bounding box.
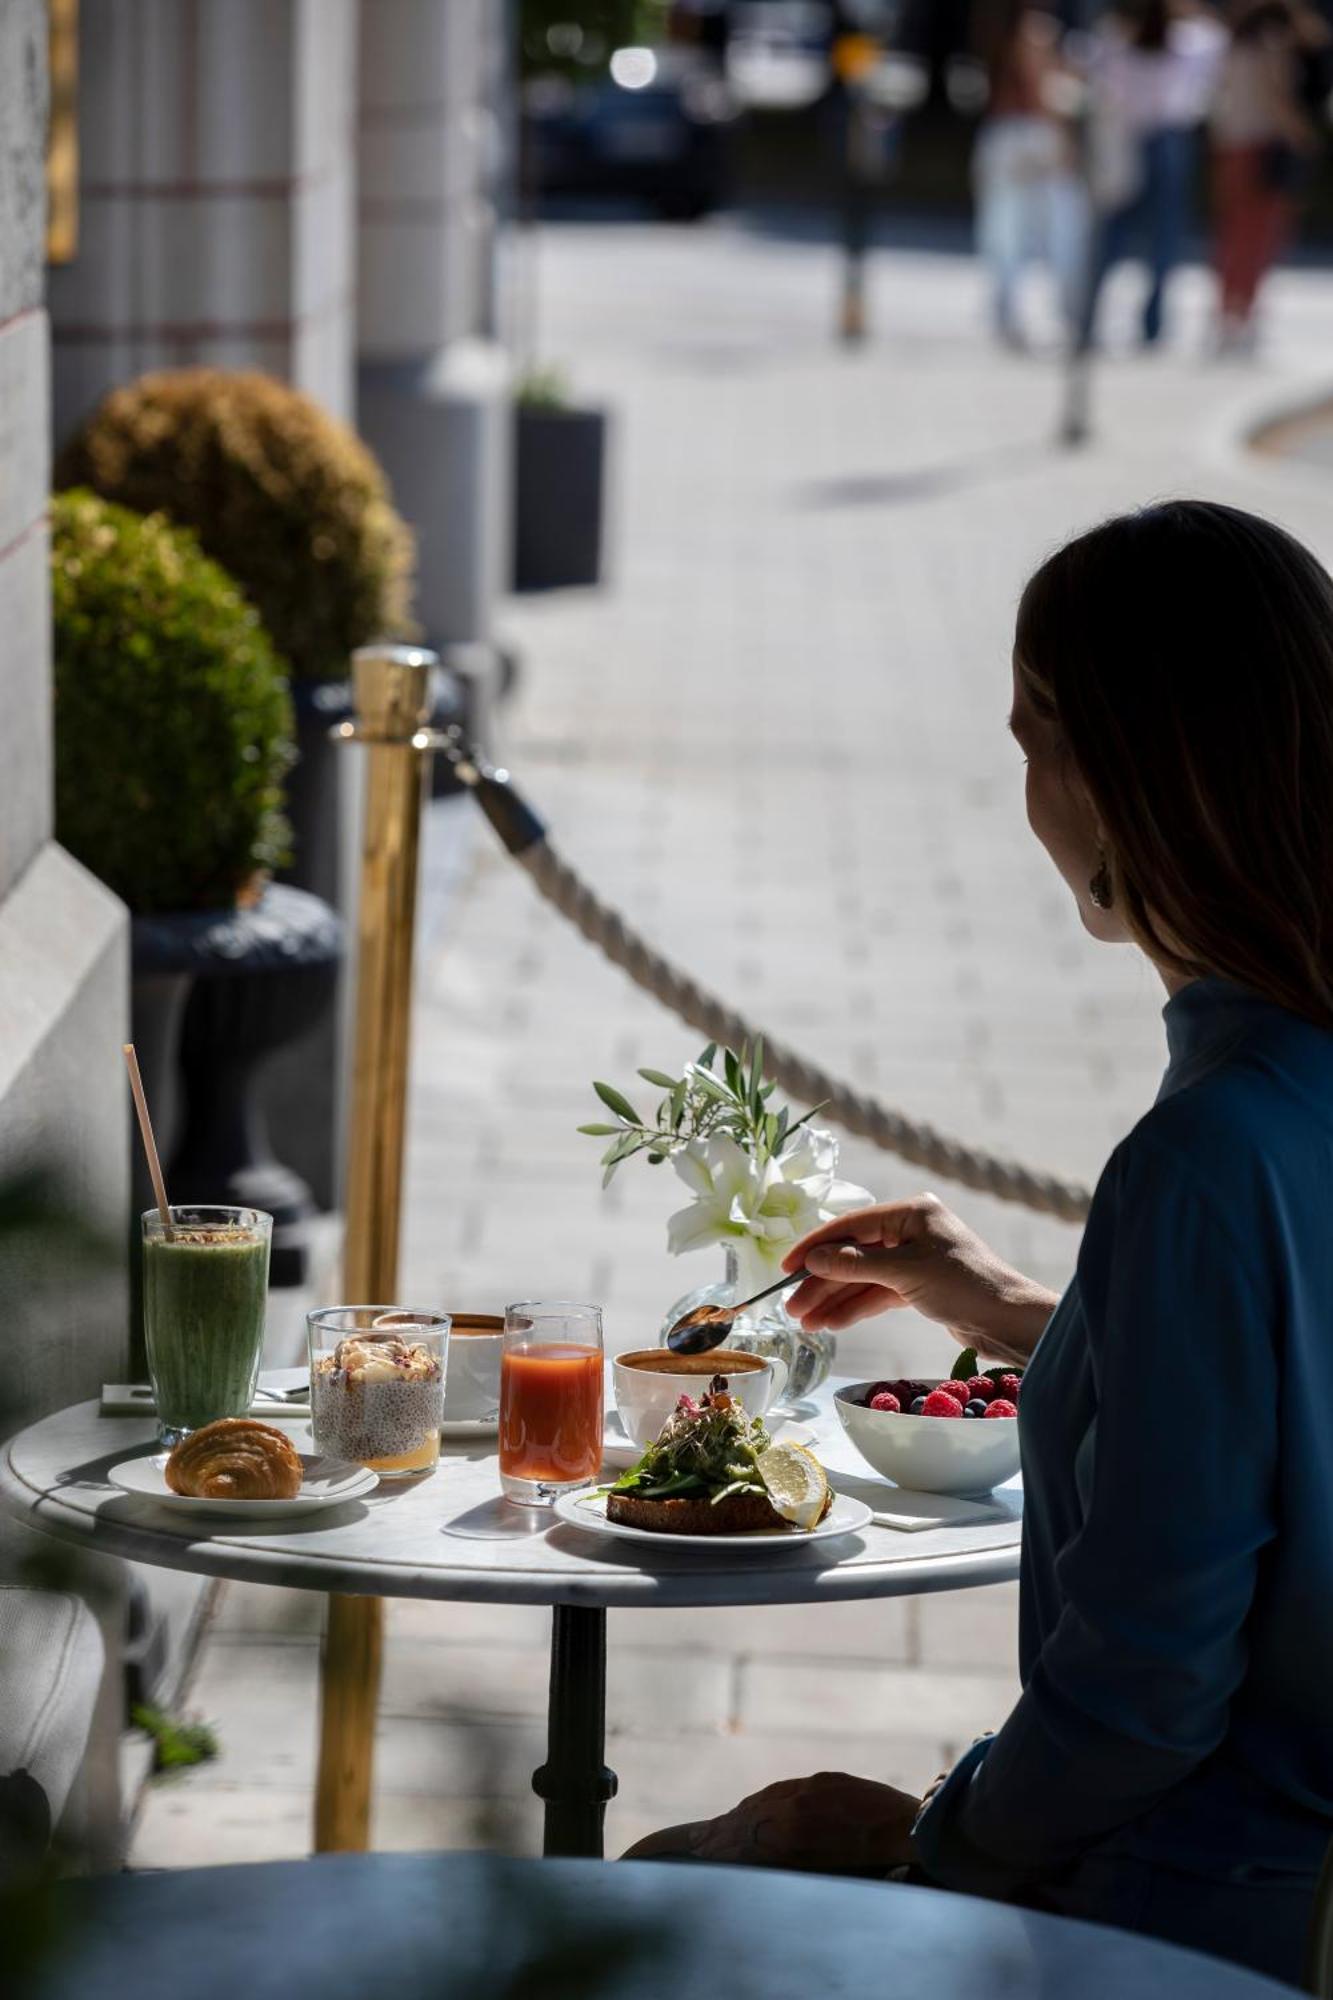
[532,1605,618,1857]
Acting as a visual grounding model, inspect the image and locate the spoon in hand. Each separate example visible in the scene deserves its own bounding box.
[665,1269,811,1356]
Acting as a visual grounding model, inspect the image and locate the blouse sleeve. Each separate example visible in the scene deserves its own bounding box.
[912,1128,1279,1895]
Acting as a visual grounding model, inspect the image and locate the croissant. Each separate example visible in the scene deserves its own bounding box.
[165,1417,303,1500]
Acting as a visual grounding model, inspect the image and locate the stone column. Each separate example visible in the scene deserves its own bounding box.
[357,0,511,669]
[47,0,358,441]
[0,0,130,1865]
[46,0,362,1227]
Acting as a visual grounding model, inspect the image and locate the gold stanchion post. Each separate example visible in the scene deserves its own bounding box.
[314,643,435,1853]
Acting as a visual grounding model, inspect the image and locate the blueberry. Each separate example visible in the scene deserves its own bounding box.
[909,1395,928,1415]
[965,1399,988,1418]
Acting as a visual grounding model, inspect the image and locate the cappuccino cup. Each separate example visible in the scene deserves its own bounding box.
[613,1347,776,1450]
[440,1313,503,1423]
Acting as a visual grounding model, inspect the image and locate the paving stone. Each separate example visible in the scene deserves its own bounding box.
[371,1792,542,1855]
[911,1583,1021,1672]
[131,1785,315,1868]
[173,1639,321,1789]
[379,1636,734,1737]
[607,1597,910,1664]
[210,1580,326,1638]
[737,1658,1021,1751]
[386,1597,552,1647]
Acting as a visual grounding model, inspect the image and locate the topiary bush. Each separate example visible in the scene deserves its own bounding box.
[55,368,415,682]
[52,489,295,916]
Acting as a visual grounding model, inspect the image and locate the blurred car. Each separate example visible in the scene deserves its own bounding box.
[726,0,833,109]
[524,47,738,219]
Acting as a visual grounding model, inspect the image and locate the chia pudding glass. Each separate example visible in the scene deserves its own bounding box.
[308,1307,449,1479]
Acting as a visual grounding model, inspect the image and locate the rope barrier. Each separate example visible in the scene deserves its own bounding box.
[440,733,1093,1225]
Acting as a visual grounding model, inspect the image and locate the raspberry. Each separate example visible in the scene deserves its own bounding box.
[984,1399,1018,1419]
[939,1380,970,1407]
[966,1376,995,1403]
[998,1374,1023,1401]
[921,1389,963,1418]
[869,1390,901,1413]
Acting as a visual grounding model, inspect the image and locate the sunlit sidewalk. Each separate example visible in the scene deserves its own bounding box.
[131,220,1333,1865]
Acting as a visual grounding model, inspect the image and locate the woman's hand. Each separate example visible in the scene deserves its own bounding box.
[623,1774,921,1876]
[783,1195,1057,1367]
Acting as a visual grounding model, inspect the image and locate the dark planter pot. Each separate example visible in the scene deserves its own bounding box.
[132,887,344,1291]
[513,404,608,592]
[272,680,355,1215]
[282,679,354,908]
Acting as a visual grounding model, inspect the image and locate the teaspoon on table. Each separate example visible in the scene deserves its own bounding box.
[665,1269,811,1356]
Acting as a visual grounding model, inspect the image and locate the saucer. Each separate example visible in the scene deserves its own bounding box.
[439,1415,499,1440]
[107,1451,377,1518]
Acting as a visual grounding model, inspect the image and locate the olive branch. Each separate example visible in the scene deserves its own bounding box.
[579,1040,824,1189]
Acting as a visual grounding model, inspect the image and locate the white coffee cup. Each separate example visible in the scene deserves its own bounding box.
[612,1347,776,1451]
[440,1313,503,1423]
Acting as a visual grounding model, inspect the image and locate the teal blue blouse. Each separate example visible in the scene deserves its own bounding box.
[913,977,1333,1941]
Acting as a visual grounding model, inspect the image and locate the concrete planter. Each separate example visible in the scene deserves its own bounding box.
[513,404,608,592]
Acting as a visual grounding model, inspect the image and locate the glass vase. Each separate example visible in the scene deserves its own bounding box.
[657,1246,833,1414]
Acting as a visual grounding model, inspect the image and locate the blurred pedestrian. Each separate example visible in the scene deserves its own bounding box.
[826,13,894,343]
[1211,1,1329,353]
[1078,0,1227,352]
[972,4,1088,347]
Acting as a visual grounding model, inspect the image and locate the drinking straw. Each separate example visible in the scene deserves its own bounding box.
[122,1043,174,1240]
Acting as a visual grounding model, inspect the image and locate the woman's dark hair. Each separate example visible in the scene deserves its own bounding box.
[1015,501,1333,1028]
[1233,1,1296,44]
[1124,0,1171,50]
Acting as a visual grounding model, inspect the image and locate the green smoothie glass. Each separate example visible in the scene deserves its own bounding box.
[142,1206,272,1444]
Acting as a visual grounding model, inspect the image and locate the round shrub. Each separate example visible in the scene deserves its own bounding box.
[55,368,415,682]
[53,489,295,916]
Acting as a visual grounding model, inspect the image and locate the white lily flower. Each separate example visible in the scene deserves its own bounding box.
[666,1127,872,1299]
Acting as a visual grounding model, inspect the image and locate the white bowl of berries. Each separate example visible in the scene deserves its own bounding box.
[834,1357,1022,1497]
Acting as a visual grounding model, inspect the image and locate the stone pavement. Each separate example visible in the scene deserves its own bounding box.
[130,220,1333,1864]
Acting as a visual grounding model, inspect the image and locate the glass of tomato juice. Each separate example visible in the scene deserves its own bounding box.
[499,1301,604,1506]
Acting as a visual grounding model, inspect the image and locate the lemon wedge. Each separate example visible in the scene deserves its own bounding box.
[756,1442,830,1531]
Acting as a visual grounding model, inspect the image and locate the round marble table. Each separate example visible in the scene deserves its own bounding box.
[23,1855,1296,2000]
[2,1383,1021,1857]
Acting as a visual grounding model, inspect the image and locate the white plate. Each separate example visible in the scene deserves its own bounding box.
[553,1487,873,1551]
[439,1415,499,1440]
[107,1451,379,1518]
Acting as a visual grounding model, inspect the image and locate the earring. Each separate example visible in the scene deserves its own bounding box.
[1089,856,1114,910]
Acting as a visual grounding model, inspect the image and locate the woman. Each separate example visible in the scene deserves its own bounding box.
[629,501,1333,1986]
[1212,1,1326,354]
[972,3,1086,348]
[1078,0,1227,350]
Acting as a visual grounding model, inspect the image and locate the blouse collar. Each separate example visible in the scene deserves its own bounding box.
[1160,976,1269,1096]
